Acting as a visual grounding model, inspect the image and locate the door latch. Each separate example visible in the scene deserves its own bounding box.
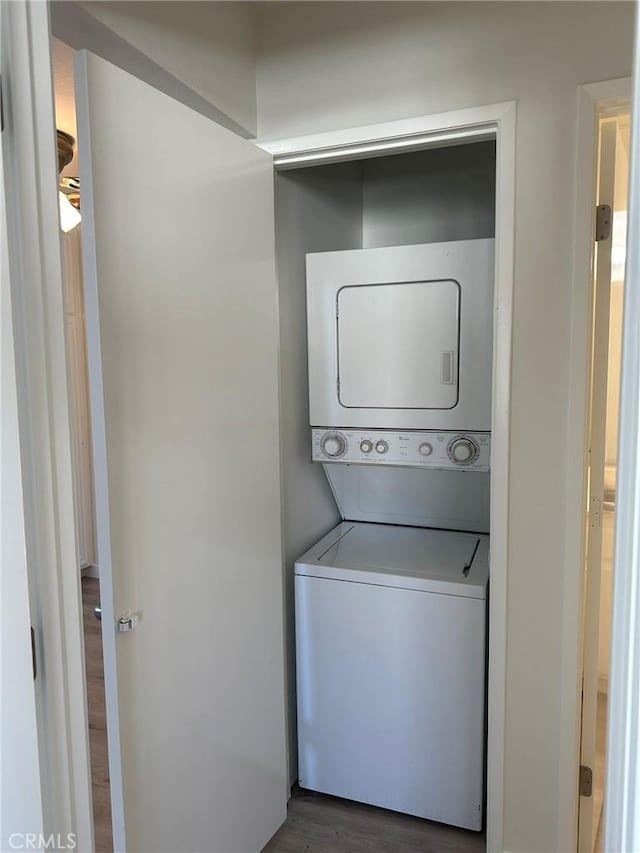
[118,612,140,633]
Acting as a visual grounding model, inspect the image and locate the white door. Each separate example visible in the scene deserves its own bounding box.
[578,115,629,852]
[75,50,287,853]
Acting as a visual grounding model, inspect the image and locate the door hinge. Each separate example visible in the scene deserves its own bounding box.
[595,204,612,242]
[31,627,37,680]
[589,495,602,529]
[579,764,593,797]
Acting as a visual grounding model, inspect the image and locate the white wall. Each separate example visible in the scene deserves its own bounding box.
[256,3,635,851]
[76,1,257,135]
[362,141,495,247]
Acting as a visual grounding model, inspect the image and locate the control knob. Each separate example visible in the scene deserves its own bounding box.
[419,442,433,457]
[360,440,373,454]
[447,436,479,465]
[375,440,389,454]
[321,432,347,458]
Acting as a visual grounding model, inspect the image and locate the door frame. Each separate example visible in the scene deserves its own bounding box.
[577,113,623,853]
[1,7,45,845]
[1,1,93,850]
[559,76,632,853]
[604,33,640,851]
[257,99,517,853]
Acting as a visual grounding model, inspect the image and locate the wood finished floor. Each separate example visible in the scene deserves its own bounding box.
[82,576,113,853]
[263,789,485,853]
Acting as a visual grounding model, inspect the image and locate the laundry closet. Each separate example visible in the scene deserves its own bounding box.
[275,140,497,829]
[58,39,503,851]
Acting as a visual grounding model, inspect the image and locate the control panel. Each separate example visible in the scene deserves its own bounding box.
[312,428,490,471]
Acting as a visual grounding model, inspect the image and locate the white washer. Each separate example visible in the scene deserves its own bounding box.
[295,521,488,831]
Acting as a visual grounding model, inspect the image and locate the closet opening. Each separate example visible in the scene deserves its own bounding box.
[270,135,498,851]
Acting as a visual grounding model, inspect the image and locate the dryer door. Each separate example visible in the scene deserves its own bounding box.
[337,280,459,409]
[306,239,494,431]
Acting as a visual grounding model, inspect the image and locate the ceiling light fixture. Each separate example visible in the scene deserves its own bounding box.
[59,190,82,233]
[57,129,81,233]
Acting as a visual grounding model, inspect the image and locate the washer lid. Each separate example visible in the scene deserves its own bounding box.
[295,522,489,599]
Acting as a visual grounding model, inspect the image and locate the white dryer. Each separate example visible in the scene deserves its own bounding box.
[306,238,494,432]
[295,522,488,831]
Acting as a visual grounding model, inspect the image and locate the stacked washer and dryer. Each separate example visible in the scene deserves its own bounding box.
[294,238,494,831]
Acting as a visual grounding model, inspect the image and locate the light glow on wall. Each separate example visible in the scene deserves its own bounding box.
[612,209,627,282]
